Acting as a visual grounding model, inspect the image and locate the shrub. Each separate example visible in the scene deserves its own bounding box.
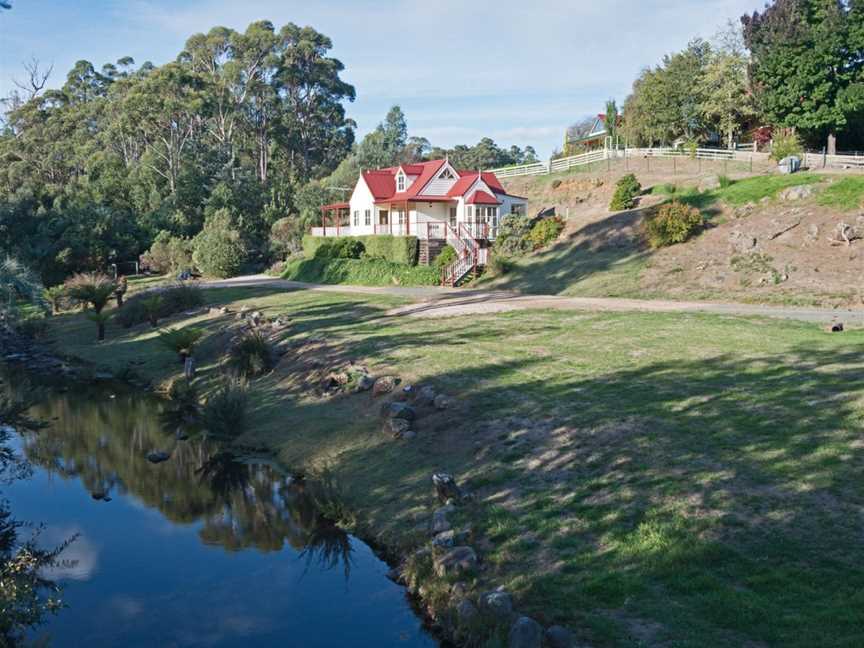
[770,130,803,162]
[64,273,117,314]
[269,217,303,259]
[227,330,276,378]
[115,284,205,328]
[433,245,457,269]
[609,174,642,211]
[44,285,67,314]
[192,210,247,278]
[315,238,365,260]
[527,216,565,249]
[201,378,248,438]
[165,377,199,418]
[492,215,533,257]
[487,255,515,275]
[140,231,193,274]
[303,235,418,265]
[645,200,704,248]
[282,257,439,287]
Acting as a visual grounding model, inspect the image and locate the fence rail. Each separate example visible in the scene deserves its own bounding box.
[804,152,864,169]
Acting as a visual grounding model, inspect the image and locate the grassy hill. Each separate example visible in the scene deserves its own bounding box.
[489,165,864,307]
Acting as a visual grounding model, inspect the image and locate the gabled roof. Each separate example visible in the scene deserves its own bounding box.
[465,190,501,205]
[454,171,506,195]
[362,169,397,199]
[389,159,447,201]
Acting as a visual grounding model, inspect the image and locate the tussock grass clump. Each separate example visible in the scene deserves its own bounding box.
[227,330,276,378]
[201,378,248,438]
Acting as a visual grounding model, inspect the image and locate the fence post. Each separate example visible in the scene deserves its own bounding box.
[724,159,728,175]
[749,156,753,173]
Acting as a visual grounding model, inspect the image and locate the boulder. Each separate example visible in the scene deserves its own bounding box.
[432,530,456,548]
[728,229,758,253]
[386,418,412,438]
[778,185,815,201]
[698,175,721,192]
[479,590,514,622]
[433,546,477,577]
[456,599,480,627]
[433,394,451,410]
[431,505,456,534]
[432,472,463,502]
[415,385,437,407]
[544,625,574,648]
[401,430,417,440]
[381,402,416,421]
[508,616,543,648]
[146,451,170,464]
[356,374,375,392]
[826,321,844,333]
[372,375,398,397]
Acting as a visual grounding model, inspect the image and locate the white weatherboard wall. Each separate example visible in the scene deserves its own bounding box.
[348,176,376,235]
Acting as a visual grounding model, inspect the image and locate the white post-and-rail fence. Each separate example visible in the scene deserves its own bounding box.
[489,146,864,179]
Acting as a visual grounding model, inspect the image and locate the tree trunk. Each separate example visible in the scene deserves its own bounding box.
[97,322,105,341]
[828,133,837,156]
[115,293,124,308]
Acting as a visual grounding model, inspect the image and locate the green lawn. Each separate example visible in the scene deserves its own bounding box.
[817,176,864,211]
[654,172,825,208]
[47,287,864,647]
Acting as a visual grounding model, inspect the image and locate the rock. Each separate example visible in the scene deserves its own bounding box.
[728,229,758,253]
[237,306,249,320]
[456,599,480,627]
[356,374,375,392]
[544,625,574,648]
[432,472,463,503]
[146,451,170,464]
[372,375,398,397]
[415,385,437,407]
[432,530,456,548]
[806,223,820,242]
[401,430,416,440]
[779,185,815,201]
[480,590,514,621]
[508,616,543,648]
[386,418,412,438]
[433,394,451,410]
[826,321,844,333]
[93,372,113,380]
[431,505,456,534]
[698,175,720,192]
[381,401,416,421]
[433,546,477,577]
[451,581,469,598]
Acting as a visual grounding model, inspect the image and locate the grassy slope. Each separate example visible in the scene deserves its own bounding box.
[480,173,833,301]
[47,286,864,647]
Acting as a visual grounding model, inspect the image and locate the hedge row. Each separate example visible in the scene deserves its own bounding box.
[302,234,418,266]
[282,257,439,287]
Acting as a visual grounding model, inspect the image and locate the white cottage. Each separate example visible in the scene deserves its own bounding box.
[313,159,528,282]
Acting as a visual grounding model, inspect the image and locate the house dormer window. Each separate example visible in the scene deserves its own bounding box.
[438,168,455,180]
[396,172,405,192]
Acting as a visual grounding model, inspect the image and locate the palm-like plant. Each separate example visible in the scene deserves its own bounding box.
[0,257,48,320]
[140,294,163,328]
[158,327,203,361]
[64,272,117,341]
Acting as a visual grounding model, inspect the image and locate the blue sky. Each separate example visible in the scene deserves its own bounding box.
[0,0,762,157]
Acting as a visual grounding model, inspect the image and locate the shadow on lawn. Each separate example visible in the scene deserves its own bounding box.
[245,306,864,646]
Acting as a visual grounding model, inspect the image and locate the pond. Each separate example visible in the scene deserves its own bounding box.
[2,370,438,647]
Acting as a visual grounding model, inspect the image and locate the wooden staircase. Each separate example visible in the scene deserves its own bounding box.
[419,239,446,266]
[440,224,481,287]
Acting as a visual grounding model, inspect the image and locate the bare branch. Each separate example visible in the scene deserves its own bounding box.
[11,56,54,100]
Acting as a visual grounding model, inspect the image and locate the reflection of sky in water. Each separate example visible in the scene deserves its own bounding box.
[38,526,99,582]
[5,384,436,648]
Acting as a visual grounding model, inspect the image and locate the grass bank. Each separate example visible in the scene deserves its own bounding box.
[282,257,440,287]
[44,285,864,647]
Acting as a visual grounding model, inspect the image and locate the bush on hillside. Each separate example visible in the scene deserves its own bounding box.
[645,200,704,248]
[192,209,247,278]
[487,254,515,276]
[492,215,533,257]
[302,235,418,266]
[140,231,193,274]
[227,330,276,378]
[433,245,457,269]
[201,378,248,438]
[115,283,204,328]
[314,238,365,260]
[527,216,565,249]
[609,174,642,211]
[770,130,803,162]
[269,217,303,259]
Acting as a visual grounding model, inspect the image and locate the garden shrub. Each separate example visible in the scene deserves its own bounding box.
[492,215,533,257]
[115,283,204,328]
[269,217,302,259]
[314,238,365,260]
[283,257,439,287]
[227,330,276,378]
[645,200,704,248]
[140,231,193,274]
[487,255,515,275]
[302,235,418,265]
[433,245,457,269]
[770,130,803,162]
[609,174,642,211]
[192,210,247,278]
[527,216,565,249]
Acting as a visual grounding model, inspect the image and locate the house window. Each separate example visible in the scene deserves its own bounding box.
[397,209,405,225]
[439,168,455,180]
[379,209,389,225]
[466,206,473,220]
[353,210,359,227]
[449,207,457,227]
[364,209,371,226]
[396,173,405,192]
[511,203,525,216]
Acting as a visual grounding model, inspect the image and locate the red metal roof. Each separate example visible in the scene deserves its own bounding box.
[358,160,514,203]
[361,170,396,200]
[389,159,447,201]
[465,190,501,205]
[454,171,506,195]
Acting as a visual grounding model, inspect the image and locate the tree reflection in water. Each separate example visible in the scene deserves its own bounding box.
[16,379,355,577]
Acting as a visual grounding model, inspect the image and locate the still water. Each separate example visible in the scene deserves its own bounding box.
[4,374,437,647]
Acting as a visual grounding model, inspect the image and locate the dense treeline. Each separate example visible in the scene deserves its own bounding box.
[0,19,537,284]
[614,1,864,152]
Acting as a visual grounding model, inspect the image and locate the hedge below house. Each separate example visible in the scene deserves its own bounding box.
[302,234,418,266]
[282,257,439,287]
